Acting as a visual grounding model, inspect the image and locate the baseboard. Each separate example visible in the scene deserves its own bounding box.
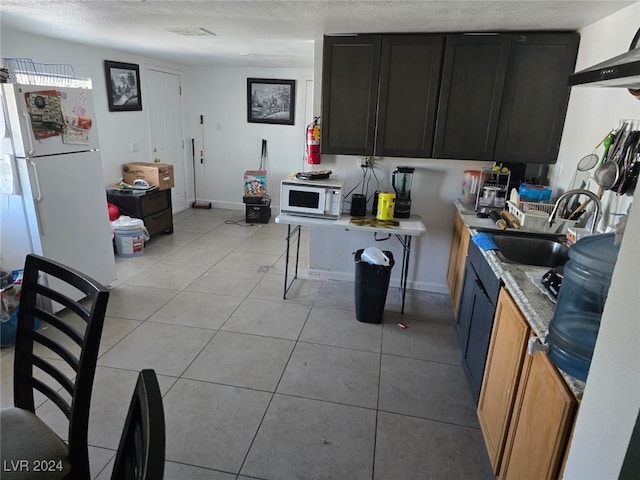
[210,200,244,210]
[307,268,448,294]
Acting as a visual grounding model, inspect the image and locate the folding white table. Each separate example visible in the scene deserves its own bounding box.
[275,214,426,314]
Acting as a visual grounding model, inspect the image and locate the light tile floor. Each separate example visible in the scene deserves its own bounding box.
[1,207,494,479]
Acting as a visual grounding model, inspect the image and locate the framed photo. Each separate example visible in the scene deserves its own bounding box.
[247,78,295,125]
[104,60,142,112]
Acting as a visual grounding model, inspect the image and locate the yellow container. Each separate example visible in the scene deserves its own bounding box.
[376,192,396,220]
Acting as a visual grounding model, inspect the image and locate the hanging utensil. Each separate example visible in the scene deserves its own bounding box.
[570,132,613,190]
[615,130,640,194]
[577,153,598,171]
[600,132,614,163]
[594,160,620,192]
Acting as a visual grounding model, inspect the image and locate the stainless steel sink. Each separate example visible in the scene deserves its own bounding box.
[490,232,569,267]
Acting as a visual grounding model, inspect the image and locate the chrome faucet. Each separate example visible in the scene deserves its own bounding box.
[548,189,601,234]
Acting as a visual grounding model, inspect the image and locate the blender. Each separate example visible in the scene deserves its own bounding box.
[392,166,415,218]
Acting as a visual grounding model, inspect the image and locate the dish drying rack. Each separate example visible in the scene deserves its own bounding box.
[507,200,577,233]
[2,57,81,87]
[475,167,511,210]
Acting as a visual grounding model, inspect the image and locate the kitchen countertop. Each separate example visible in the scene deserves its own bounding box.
[455,200,585,398]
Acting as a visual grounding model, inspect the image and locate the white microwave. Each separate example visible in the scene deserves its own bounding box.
[280,178,343,219]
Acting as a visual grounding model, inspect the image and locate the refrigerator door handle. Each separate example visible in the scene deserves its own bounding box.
[30,160,45,235]
[30,160,43,202]
[22,112,35,156]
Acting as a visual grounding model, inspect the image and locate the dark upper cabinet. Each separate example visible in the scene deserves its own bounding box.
[494,33,579,164]
[433,34,512,160]
[321,34,444,157]
[321,35,381,155]
[375,35,444,157]
[434,32,579,163]
[322,32,578,163]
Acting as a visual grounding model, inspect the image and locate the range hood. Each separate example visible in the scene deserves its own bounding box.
[569,29,640,89]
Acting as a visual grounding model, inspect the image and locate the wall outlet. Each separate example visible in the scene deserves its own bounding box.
[359,157,373,168]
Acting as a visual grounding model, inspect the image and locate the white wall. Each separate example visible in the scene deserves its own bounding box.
[305,155,493,292]
[181,67,313,210]
[0,28,184,186]
[560,4,640,478]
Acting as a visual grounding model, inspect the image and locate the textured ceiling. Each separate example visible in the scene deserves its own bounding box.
[0,1,636,68]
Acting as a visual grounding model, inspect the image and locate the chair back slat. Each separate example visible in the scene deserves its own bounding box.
[31,355,76,397]
[31,331,81,373]
[29,376,72,421]
[13,254,110,480]
[32,310,86,347]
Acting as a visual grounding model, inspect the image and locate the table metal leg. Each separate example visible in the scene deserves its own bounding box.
[401,235,411,314]
[395,234,412,314]
[283,224,301,299]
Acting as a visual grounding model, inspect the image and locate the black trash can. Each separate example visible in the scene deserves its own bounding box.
[354,249,394,324]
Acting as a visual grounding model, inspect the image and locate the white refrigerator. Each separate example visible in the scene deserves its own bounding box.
[0,81,117,300]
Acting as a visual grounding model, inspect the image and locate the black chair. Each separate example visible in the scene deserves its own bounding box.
[110,369,165,480]
[0,254,109,480]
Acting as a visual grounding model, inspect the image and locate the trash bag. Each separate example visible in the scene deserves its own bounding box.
[360,246,391,266]
[354,249,394,324]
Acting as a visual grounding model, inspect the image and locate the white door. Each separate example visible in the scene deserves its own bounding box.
[146,68,186,211]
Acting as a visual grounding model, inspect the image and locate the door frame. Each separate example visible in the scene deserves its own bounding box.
[144,64,188,212]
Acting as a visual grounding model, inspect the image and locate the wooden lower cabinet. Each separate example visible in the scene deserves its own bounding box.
[478,288,578,479]
[446,212,470,317]
[500,348,577,480]
[477,288,531,472]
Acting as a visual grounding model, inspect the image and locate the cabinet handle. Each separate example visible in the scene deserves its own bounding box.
[527,337,549,356]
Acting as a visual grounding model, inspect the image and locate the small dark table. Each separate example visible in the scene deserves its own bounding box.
[107,189,173,238]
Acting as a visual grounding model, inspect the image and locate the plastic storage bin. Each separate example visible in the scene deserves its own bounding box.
[354,249,394,324]
[546,233,620,381]
[245,197,271,223]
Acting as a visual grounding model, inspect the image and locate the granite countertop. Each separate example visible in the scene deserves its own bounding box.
[454,200,585,398]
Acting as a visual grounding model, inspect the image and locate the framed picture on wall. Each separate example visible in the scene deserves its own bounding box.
[247,78,295,125]
[104,60,142,112]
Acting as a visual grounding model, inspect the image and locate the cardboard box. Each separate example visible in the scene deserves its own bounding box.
[244,170,267,197]
[122,162,174,191]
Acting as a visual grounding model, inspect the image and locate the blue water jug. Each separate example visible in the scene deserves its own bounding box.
[546,233,620,381]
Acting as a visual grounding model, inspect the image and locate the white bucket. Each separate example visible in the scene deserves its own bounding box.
[111,216,148,258]
[114,228,145,257]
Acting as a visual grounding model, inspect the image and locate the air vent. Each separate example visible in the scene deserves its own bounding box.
[163,27,216,37]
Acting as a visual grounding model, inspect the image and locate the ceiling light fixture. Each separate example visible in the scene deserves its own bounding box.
[163,27,216,37]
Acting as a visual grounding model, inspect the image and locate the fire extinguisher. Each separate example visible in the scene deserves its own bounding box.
[306,117,321,165]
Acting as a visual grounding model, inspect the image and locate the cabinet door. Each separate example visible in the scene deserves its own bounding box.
[321,35,381,155]
[375,35,444,157]
[494,33,579,164]
[433,34,511,160]
[463,279,495,403]
[500,348,577,480]
[456,261,475,354]
[447,212,470,317]
[477,288,531,474]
